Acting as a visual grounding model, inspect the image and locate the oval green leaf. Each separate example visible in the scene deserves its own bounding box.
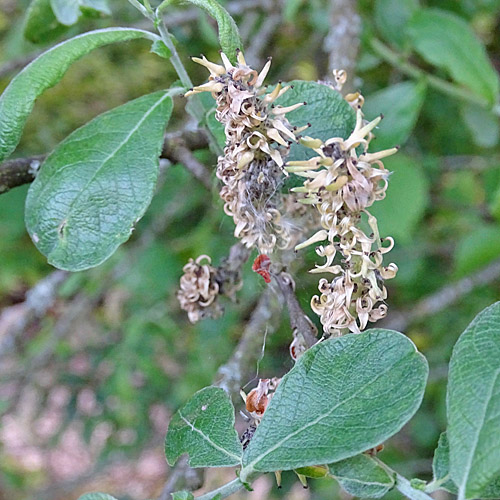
[329,454,395,498]
[447,301,500,499]
[51,0,80,25]
[370,154,429,245]
[408,9,499,106]
[275,80,356,162]
[25,90,174,271]
[374,0,419,49]
[364,80,426,150]
[24,0,69,44]
[241,329,428,477]
[158,0,242,63]
[165,386,242,468]
[0,27,159,163]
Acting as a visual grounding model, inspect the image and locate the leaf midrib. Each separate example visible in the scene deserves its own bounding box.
[243,347,418,472]
[178,411,241,463]
[46,91,169,254]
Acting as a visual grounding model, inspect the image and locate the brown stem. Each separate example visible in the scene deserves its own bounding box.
[273,271,318,348]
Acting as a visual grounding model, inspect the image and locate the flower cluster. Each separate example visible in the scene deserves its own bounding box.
[186,51,308,253]
[286,106,398,336]
[177,255,222,323]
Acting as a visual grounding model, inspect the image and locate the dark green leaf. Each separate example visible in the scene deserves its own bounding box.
[370,154,429,245]
[25,90,174,271]
[151,39,172,59]
[408,9,499,106]
[158,0,242,63]
[240,330,428,477]
[275,80,356,161]
[0,28,159,163]
[460,103,499,148]
[454,225,500,277]
[432,432,458,494]
[374,0,419,49]
[364,80,427,150]
[78,494,118,500]
[165,386,242,468]
[23,0,68,44]
[329,454,395,498]
[447,302,500,498]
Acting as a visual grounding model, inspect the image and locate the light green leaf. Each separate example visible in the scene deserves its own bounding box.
[25,90,174,271]
[479,475,500,499]
[171,492,195,500]
[206,108,226,150]
[151,39,172,59]
[329,454,395,498]
[79,0,111,17]
[23,0,68,44]
[165,386,242,468]
[0,28,158,164]
[408,9,499,106]
[454,225,500,277]
[460,103,499,148]
[51,0,80,25]
[431,432,458,494]
[370,154,429,245]
[78,494,118,500]
[275,80,356,161]
[447,302,500,498]
[241,330,428,477]
[158,0,242,63]
[364,80,427,150]
[374,0,419,49]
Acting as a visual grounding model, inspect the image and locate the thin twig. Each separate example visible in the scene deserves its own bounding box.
[243,13,281,67]
[273,272,318,348]
[323,0,361,87]
[0,270,67,359]
[0,129,208,195]
[158,288,282,499]
[383,257,500,332]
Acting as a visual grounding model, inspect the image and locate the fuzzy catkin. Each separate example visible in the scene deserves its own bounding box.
[186,51,308,253]
[287,103,398,336]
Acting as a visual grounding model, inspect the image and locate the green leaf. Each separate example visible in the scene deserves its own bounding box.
[78,494,118,500]
[79,0,111,17]
[51,0,80,25]
[369,154,429,245]
[171,492,195,500]
[165,386,242,468]
[158,0,242,63]
[151,39,172,59]
[275,80,356,162]
[447,302,500,498]
[0,28,158,164]
[25,90,174,271]
[432,432,458,494]
[364,80,427,150]
[240,330,428,477]
[50,0,110,25]
[374,0,419,49]
[329,454,395,498]
[460,103,499,148]
[408,9,499,106]
[479,475,500,499]
[454,225,500,277]
[23,0,69,44]
[206,108,226,150]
